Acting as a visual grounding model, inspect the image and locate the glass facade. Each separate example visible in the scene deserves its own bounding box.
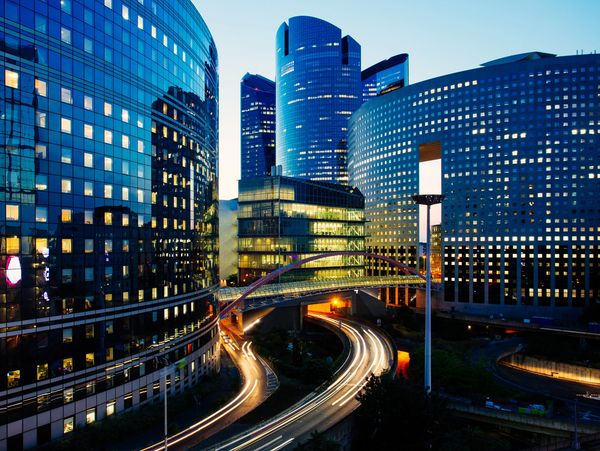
[240,73,275,179]
[238,176,365,284]
[349,53,600,316]
[0,0,219,447]
[275,16,361,185]
[361,53,409,101]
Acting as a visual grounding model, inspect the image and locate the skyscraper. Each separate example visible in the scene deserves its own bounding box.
[361,53,409,101]
[241,74,276,179]
[0,0,219,447]
[349,52,600,317]
[275,16,361,184]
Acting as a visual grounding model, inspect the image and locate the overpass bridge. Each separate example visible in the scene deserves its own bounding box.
[218,275,437,313]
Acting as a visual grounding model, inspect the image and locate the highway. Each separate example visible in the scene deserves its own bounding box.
[141,324,278,451]
[205,313,395,451]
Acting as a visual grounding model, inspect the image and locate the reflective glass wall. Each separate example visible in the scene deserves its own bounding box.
[275,16,361,185]
[0,0,219,447]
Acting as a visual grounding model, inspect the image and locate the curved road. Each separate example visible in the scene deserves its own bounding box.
[142,324,278,451]
[205,313,395,451]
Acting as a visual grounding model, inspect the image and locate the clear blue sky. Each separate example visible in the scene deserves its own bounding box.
[194,0,600,200]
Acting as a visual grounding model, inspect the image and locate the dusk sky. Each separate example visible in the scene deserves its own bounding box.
[195,0,600,201]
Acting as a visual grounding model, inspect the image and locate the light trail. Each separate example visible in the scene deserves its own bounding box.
[212,313,393,451]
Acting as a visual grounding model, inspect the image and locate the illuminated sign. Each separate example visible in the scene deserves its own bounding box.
[6,256,22,286]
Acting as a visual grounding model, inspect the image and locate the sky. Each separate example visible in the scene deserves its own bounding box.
[195,0,600,205]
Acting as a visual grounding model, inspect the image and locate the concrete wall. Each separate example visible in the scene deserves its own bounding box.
[501,353,600,385]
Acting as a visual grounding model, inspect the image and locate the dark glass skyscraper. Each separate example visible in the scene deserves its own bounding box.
[241,73,276,179]
[276,16,361,184]
[0,0,219,447]
[362,53,409,101]
[349,52,600,318]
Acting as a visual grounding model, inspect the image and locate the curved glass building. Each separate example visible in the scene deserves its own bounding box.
[0,0,219,447]
[349,52,600,318]
[276,16,361,184]
[361,53,409,101]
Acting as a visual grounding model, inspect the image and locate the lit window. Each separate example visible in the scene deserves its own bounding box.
[6,237,19,254]
[107,400,116,416]
[137,16,143,29]
[84,95,93,110]
[61,178,72,193]
[122,109,129,123]
[37,363,49,381]
[61,27,71,44]
[64,417,74,434]
[105,239,113,253]
[86,408,95,424]
[84,152,93,168]
[104,212,112,225]
[61,148,72,164]
[104,130,113,144]
[35,79,47,96]
[104,102,112,116]
[61,209,72,223]
[61,118,71,134]
[137,189,144,202]
[151,25,157,38]
[35,207,48,223]
[62,239,72,253]
[104,157,113,171]
[6,204,19,221]
[36,112,47,128]
[104,184,113,198]
[84,181,93,196]
[122,214,129,226]
[122,5,129,20]
[137,140,144,153]
[63,358,73,373]
[106,348,114,363]
[122,186,129,200]
[4,69,18,88]
[84,124,93,139]
[104,0,112,8]
[122,135,129,148]
[61,87,73,104]
[7,370,20,388]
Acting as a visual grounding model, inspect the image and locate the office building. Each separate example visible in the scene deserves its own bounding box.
[0,0,219,447]
[237,175,365,284]
[362,53,409,101]
[349,52,600,317]
[275,16,361,184]
[219,199,239,284]
[241,74,276,179]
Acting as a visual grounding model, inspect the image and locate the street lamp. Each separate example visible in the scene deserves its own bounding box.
[412,194,445,394]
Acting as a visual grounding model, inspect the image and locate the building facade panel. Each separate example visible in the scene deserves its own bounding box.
[275,16,361,184]
[349,53,600,317]
[0,0,219,447]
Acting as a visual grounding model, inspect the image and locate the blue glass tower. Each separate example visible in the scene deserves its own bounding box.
[276,16,361,184]
[241,73,276,179]
[362,53,409,101]
[0,0,219,447]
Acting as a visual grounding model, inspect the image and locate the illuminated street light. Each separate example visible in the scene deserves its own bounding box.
[412,194,444,394]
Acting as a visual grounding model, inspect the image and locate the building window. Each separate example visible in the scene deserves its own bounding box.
[106,347,114,362]
[61,118,71,134]
[4,69,18,88]
[104,102,112,116]
[61,87,73,104]
[61,178,72,193]
[104,184,113,198]
[105,239,113,253]
[35,207,47,222]
[123,214,129,226]
[122,186,129,200]
[84,152,93,167]
[105,212,113,225]
[85,353,95,368]
[62,269,73,283]
[104,157,113,171]
[106,400,116,416]
[60,27,71,44]
[85,267,93,281]
[63,357,73,373]
[64,388,74,403]
[63,328,73,343]
[84,239,93,253]
[84,95,93,110]
[84,124,93,139]
[84,181,93,196]
[122,4,129,20]
[6,204,19,221]
[35,79,47,96]
[7,370,20,388]
[86,408,95,424]
[36,112,47,128]
[61,148,72,164]
[61,209,72,223]
[122,109,129,123]
[37,363,49,381]
[84,210,93,224]
[64,417,74,434]
[6,237,19,254]
[104,130,113,144]
[62,239,72,253]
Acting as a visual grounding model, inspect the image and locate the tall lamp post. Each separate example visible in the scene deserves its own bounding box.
[412,194,444,394]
